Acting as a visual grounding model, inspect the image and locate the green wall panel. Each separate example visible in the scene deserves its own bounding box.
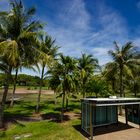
[81,102,118,133]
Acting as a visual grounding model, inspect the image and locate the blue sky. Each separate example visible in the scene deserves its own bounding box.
[1,0,140,76]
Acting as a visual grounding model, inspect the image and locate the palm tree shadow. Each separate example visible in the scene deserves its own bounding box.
[10,119,25,127]
[0,131,6,138]
[41,112,71,122]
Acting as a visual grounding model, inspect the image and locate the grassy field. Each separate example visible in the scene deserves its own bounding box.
[0,92,85,140]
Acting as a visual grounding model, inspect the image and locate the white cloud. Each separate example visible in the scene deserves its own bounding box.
[58,0,90,30]
[45,0,129,65]
[92,47,109,56]
[3,0,131,73]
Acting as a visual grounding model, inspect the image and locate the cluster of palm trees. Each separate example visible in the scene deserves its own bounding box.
[0,0,98,126]
[0,0,59,127]
[48,54,98,121]
[0,0,140,127]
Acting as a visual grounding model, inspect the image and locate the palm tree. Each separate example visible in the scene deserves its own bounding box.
[103,62,118,93]
[49,54,77,122]
[108,42,140,114]
[108,42,140,97]
[126,65,140,97]
[48,74,60,104]
[0,0,42,127]
[0,41,19,128]
[6,1,42,107]
[78,53,98,98]
[36,35,59,113]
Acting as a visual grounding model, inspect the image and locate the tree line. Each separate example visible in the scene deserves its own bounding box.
[0,0,140,127]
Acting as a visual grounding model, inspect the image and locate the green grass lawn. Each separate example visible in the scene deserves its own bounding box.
[0,92,85,140]
[0,119,84,140]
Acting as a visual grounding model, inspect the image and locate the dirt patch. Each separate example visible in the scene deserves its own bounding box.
[15,89,54,95]
[0,89,54,95]
[64,112,81,120]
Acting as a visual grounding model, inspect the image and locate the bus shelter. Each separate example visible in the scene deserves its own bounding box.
[81,98,140,140]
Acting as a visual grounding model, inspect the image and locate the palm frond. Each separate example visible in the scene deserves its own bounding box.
[122,42,134,55]
[113,41,120,53]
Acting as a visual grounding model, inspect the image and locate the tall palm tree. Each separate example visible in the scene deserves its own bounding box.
[49,54,77,122]
[78,53,98,98]
[108,42,140,114]
[0,0,42,127]
[108,42,140,97]
[7,0,42,107]
[36,35,59,113]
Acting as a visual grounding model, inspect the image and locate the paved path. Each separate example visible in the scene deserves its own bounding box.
[93,116,140,140]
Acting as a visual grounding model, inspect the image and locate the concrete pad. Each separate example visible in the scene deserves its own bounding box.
[93,116,140,140]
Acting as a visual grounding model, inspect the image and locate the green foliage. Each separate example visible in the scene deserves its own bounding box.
[107,42,140,97]
[77,53,99,97]
[86,76,112,97]
[49,54,77,94]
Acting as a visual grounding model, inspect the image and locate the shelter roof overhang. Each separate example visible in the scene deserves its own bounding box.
[81,98,140,106]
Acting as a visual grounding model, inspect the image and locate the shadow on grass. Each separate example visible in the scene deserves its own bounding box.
[0,131,6,138]
[6,119,25,127]
[73,122,134,139]
[41,112,71,122]
[47,101,55,104]
[41,112,60,121]
[67,104,80,111]
[54,107,61,112]
[4,102,39,123]
[5,104,35,118]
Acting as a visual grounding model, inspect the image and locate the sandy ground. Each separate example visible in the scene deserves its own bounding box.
[0,88,54,95]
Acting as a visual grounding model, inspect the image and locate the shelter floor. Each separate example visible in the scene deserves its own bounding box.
[93,116,140,140]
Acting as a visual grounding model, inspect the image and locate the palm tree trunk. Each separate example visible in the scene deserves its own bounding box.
[0,67,12,128]
[54,89,57,105]
[95,92,98,98]
[61,90,65,122]
[82,85,86,98]
[0,105,4,128]
[112,79,115,92]
[134,91,137,97]
[119,66,123,115]
[66,93,69,110]
[10,68,18,107]
[0,85,9,128]
[36,65,45,113]
[120,66,123,97]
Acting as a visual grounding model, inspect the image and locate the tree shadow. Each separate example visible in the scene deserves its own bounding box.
[46,101,55,104]
[0,131,6,138]
[5,103,35,118]
[67,104,80,111]
[4,102,40,123]
[41,112,70,122]
[53,107,61,112]
[8,119,25,127]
